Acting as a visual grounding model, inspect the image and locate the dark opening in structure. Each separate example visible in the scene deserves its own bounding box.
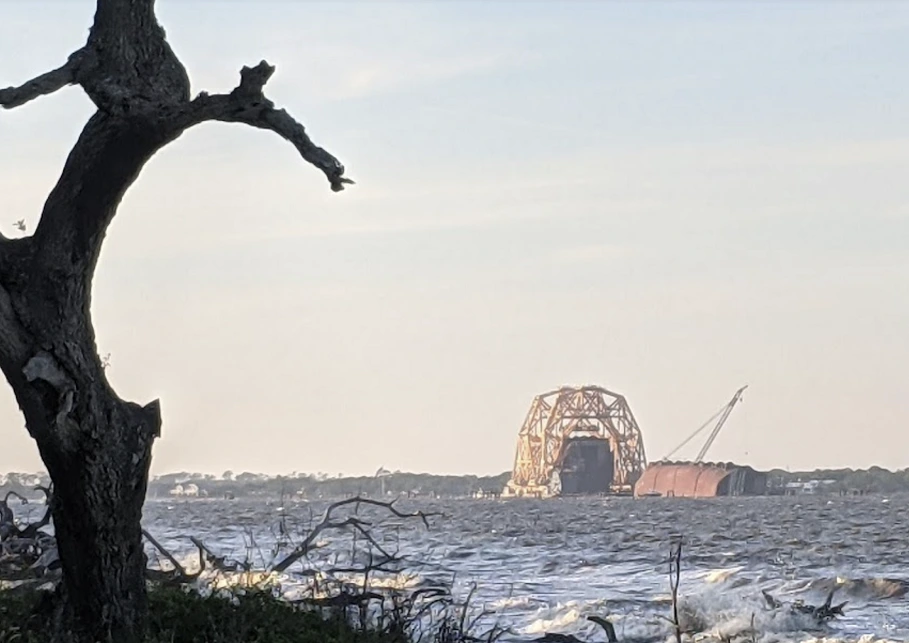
[559,437,614,494]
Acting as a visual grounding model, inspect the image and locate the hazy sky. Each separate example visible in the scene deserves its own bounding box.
[1,1,907,477]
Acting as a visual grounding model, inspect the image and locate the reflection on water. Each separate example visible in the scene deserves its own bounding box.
[143,494,909,642]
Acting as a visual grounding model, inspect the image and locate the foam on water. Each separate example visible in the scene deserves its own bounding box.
[138,495,908,643]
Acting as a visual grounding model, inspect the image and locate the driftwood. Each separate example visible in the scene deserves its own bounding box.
[0,486,58,580]
[668,539,683,643]
[587,616,618,643]
[0,485,249,587]
[134,495,437,594]
[0,490,30,539]
[190,536,246,573]
[534,635,585,643]
[142,529,203,585]
[136,497,476,643]
[762,587,847,622]
[16,487,53,540]
[530,616,620,643]
[271,496,435,573]
[142,529,248,586]
[294,590,385,609]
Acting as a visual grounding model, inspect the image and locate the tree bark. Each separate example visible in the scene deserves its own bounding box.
[0,1,351,640]
[1,218,164,641]
[45,401,160,643]
[0,278,161,640]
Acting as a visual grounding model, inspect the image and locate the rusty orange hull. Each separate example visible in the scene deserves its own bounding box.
[634,462,767,498]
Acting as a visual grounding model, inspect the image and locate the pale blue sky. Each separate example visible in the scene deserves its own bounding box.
[1,1,907,476]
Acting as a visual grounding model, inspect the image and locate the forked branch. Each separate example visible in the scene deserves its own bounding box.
[4,52,351,192]
[171,61,354,192]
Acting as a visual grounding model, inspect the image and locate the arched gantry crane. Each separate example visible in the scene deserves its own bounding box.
[504,385,648,497]
[663,385,748,462]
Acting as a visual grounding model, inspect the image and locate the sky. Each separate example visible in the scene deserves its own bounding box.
[0,1,907,477]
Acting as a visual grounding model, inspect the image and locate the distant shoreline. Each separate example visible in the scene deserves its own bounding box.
[3,467,907,501]
[143,466,909,500]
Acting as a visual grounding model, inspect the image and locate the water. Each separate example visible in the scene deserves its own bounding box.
[140,494,907,642]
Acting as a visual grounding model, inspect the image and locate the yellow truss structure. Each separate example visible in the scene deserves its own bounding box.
[505,385,648,495]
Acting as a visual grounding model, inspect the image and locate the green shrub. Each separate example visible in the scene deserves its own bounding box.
[0,586,406,643]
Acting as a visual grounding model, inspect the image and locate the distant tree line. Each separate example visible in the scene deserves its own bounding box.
[143,470,514,500]
[3,467,909,501]
[765,466,909,495]
[142,467,909,499]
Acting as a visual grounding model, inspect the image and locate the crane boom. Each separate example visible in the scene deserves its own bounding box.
[694,385,748,462]
[663,406,724,461]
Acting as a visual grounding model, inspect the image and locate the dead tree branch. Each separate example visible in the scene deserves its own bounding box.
[190,536,244,574]
[16,487,53,540]
[294,590,385,609]
[586,616,618,643]
[272,496,435,573]
[0,50,87,109]
[0,487,57,579]
[142,527,255,585]
[168,61,353,192]
[142,529,194,581]
[763,586,848,623]
[532,634,585,643]
[669,538,683,643]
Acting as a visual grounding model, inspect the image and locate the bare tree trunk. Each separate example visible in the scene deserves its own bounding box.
[1,362,157,641]
[49,410,158,641]
[2,223,164,640]
[41,372,160,641]
[0,1,351,639]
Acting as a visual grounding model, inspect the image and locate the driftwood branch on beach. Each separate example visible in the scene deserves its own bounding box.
[0,487,58,580]
[136,495,439,594]
[533,616,620,643]
[271,496,437,573]
[762,586,848,622]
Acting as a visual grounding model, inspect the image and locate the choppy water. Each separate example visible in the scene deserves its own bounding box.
[140,494,908,643]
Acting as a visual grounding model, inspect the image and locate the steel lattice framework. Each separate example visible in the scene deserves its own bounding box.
[506,385,648,494]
